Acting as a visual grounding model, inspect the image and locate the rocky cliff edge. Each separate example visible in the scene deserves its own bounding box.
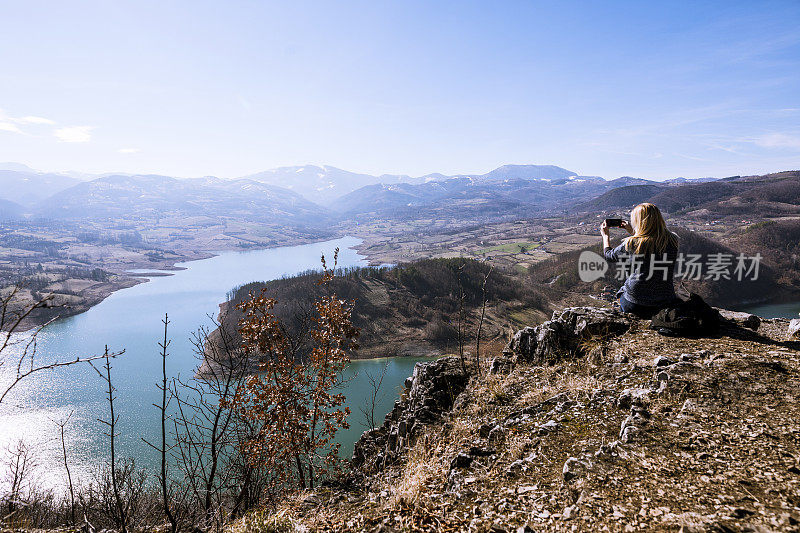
[258,306,800,532]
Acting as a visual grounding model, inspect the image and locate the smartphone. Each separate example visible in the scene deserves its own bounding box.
[604,218,623,227]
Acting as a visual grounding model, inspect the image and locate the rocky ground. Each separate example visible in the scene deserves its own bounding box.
[266,305,800,532]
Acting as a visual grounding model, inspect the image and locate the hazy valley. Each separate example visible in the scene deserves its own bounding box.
[5,163,798,330]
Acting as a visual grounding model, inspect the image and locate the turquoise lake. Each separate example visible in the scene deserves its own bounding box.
[0,237,428,490]
[740,300,800,319]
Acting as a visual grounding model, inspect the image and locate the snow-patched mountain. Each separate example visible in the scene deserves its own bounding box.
[330,174,613,216]
[479,164,577,181]
[36,174,327,223]
[241,164,579,205]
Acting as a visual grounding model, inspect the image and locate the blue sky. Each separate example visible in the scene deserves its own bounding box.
[0,0,798,180]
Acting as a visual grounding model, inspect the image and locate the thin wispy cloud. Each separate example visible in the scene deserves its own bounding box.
[55,126,93,143]
[0,122,22,134]
[0,109,24,134]
[751,133,800,150]
[118,147,141,154]
[16,115,56,125]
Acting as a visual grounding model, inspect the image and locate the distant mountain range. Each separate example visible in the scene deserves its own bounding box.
[35,174,325,223]
[242,165,428,206]
[329,172,663,218]
[575,170,800,218]
[0,168,80,205]
[0,162,738,225]
[240,164,582,205]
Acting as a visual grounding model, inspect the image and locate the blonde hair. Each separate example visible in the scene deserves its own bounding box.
[624,203,678,254]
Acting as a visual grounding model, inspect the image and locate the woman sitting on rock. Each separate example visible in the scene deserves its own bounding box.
[601,203,679,318]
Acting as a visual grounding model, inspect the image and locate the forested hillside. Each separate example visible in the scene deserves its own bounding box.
[218,258,550,360]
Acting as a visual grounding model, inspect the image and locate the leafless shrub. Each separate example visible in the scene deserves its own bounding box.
[81,458,154,530]
[170,312,268,531]
[359,362,389,430]
[1,440,38,521]
[0,286,123,406]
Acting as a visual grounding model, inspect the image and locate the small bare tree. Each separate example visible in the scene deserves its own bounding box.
[171,312,263,530]
[1,439,37,521]
[359,362,389,430]
[474,265,493,377]
[54,412,76,526]
[142,314,177,533]
[91,347,128,533]
[455,262,468,375]
[0,287,122,405]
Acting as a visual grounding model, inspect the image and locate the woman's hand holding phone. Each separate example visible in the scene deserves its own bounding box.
[620,220,634,235]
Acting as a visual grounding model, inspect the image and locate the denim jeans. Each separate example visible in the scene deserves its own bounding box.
[619,293,661,319]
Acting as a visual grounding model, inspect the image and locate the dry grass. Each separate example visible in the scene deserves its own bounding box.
[388,437,445,508]
[516,360,600,406]
[227,508,302,533]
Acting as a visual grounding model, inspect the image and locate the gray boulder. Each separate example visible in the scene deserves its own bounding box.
[505,307,631,364]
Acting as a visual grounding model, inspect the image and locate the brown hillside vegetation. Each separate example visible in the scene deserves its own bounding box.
[245,306,800,532]
[730,219,800,289]
[574,171,800,219]
[216,259,550,360]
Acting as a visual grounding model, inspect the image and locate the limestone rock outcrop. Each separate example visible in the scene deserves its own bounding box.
[351,355,469,474]
[504,306,632,364]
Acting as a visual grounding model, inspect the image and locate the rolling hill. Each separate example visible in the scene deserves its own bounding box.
[0,169,79,205]
[574,170,800,218]
[35,174,329,224]
[215,258,548,360]
[0,198,24,220]
[242,165,427,205]
[331,173,630,219]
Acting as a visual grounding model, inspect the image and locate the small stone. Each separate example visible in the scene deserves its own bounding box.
[741,314,761,330]
[538,420,560,434]
[654,355,675,367]
[788,319,800,340]
[617,388,650,409]
[563,457,584,481]
[301,493,320,508]
[681,399,698,413]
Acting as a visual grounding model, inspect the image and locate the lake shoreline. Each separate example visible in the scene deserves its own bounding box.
[0,237,421,492]
[6,233,345,332]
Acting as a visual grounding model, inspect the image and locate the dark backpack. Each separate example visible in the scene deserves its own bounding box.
[649,293,721,337]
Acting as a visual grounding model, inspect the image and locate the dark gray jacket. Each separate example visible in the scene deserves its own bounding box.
[604,238,679,307]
